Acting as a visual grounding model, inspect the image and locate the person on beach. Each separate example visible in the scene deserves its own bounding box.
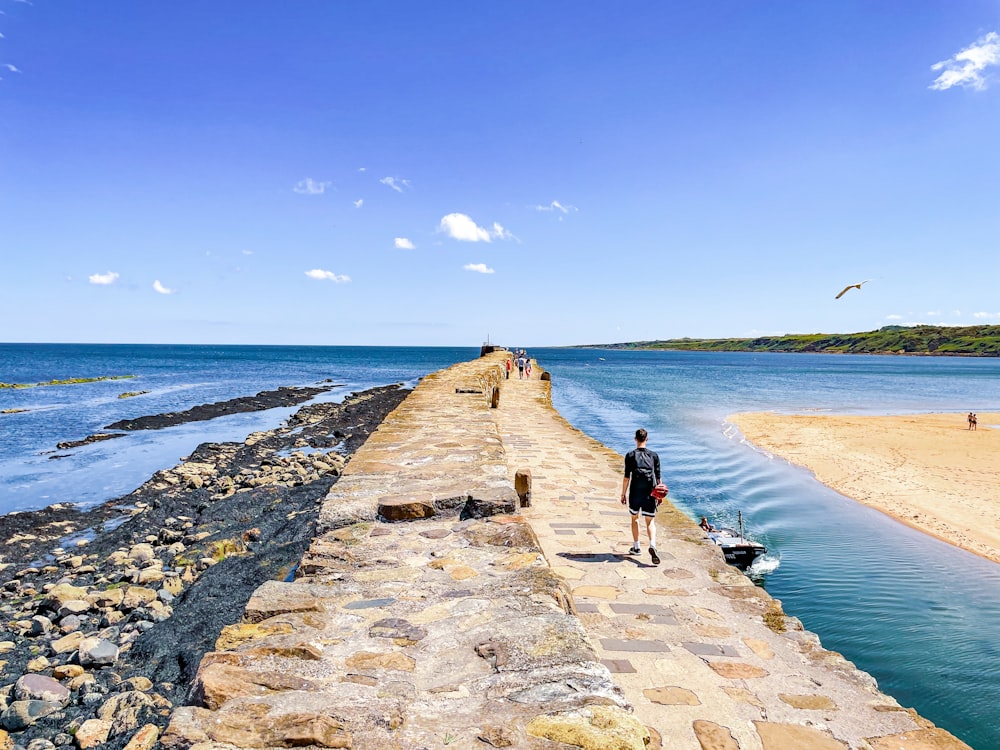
[621,427,662,565]
[968,412,974,430]
[971,413,977,431]
[505,357,512,379]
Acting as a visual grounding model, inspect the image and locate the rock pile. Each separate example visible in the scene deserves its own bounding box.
[0,385,410,750]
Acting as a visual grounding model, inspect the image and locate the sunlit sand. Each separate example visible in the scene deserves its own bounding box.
[729,411,1000,564]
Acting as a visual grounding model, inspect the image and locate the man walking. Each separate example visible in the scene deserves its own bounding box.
[621,428,662,564]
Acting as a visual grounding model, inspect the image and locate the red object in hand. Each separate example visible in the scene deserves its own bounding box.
[651,483,668,500]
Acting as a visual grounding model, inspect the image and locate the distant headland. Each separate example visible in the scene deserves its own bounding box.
[578,324,1000,356]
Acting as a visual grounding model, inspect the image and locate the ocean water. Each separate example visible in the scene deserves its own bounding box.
[0,344,477,512]
[2,344,999,748]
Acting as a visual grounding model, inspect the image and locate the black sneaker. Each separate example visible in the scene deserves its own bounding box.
[629,544,641,555]
[649,547,660,565]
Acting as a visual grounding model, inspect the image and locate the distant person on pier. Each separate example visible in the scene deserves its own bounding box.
[517,356,525,379]
[699,516,715,532]
[621,428,663,565]
[505,357,512,379]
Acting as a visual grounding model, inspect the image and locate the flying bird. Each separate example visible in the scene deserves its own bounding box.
[835,280,872,299]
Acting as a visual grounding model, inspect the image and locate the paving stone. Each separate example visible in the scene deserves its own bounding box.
[643,686,700,706]
[600,638,671,653]
[692,720,740,750]
[343,597,396,610]
[573,585,621,600]
[779,694,838,710]
[601,659,636,673]
[684,642,741,658]
[755,721,848,749]
[708,662,768,679]
[609,603,674,617]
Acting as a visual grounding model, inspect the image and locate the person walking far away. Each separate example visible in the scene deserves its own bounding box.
[971,413,977,431]
[621,428,663,565]
[505,357,512,380]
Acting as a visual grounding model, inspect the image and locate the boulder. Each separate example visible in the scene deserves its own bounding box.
[77,637,119,667]
[14,675,70,706]
[74,718,111,749]
[97,690,154,736]
[0,700,61,731]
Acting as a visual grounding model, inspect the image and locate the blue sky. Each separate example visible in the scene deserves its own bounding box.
[2,1,999,347]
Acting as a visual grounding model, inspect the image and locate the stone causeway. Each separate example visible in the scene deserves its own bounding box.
[161,352,971,749]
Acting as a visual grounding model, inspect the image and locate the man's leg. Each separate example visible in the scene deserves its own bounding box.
[645,515,660,564]
[630,513,641,553]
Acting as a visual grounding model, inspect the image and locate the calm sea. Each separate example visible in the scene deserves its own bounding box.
[2,344,999,748]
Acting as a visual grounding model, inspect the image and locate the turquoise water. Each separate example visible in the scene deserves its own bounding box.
[2,343,999,747]
[539,348,1000,750]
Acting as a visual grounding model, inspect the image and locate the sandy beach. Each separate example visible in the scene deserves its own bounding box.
[728,411,1000,564]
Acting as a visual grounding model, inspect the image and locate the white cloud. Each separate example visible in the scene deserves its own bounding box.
[531,200,578,214]
[153,280,176,295]
[88,271,119,285]
[464,263,495,274]
[438,213,514,243]
[973,311,1000,319]
[358,167,367,172]
[440,213,491,242]
[305,269,350,283]
[353,199,364,208]
[293,178,330,195]
[886,314,904,320]
[3,64,21,73]
[380,176,410,193]
[242,249,254,255]
[925,310,942,316]
[394,237,415,250]
[930,31,1000,91]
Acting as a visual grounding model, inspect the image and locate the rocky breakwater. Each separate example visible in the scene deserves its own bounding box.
[163,353,653,749]
[0,385,409,750]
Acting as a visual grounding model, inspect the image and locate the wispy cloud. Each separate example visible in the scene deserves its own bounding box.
[886,314,904,320]
[88,271,119,285]
[153,280,176,295]
[930,31,1000,91]
[2,64,22,73]
[973,311,1000,319]
[380,176,410,193]
[394,238,415,250]
[305,269,350,283]
[242,249,254,256]
[464,263,495,274]
[293,178,330,195]
[531,200,578,214]
[438,213,513,243]
[353,199,364,208]
[925,310,942,316]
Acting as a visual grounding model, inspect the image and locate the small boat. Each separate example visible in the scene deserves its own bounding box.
[704,511,766,570]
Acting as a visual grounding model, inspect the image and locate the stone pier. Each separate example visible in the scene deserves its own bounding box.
[163,353,970,750]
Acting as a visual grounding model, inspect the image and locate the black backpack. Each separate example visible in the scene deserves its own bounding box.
[634,449,656,484]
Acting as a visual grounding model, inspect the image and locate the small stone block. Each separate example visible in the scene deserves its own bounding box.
[683,642,741,657]
[600,638,670,653]
[344,598,396,610]
[610,603,674,616]
[549,523,600,528]
[554,529,576,535]
[575,603,600,613]
[601,658,636,673]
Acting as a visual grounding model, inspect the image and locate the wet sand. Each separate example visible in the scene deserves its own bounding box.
[728,411,1000,564]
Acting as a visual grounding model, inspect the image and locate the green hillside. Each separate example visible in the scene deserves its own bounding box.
[584,325,1000,356]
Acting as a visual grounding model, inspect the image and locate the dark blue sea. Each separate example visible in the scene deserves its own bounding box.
[2,343,999,748]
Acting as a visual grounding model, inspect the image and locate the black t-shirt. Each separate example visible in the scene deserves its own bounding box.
[624,447,660,500]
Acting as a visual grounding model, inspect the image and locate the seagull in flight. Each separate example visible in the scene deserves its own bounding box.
[835,280,872,299]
